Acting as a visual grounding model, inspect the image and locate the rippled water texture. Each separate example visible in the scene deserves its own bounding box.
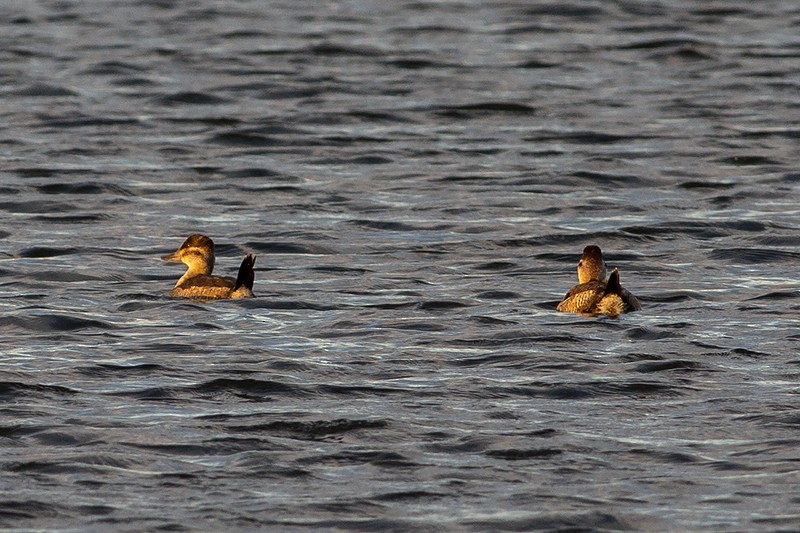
[2,1,800,531]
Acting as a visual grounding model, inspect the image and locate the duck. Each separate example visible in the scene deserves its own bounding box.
[162,234,255,299]
[556,245,640,316]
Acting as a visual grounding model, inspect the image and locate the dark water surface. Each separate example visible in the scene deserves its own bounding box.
[2,1,800,531]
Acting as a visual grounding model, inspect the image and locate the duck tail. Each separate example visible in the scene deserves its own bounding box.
[234,254,256,291]
[598,268,625,317]
[604,268,622,296]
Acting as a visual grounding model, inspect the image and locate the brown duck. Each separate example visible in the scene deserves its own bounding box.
[557,245,641,316]
[162,234,255,299]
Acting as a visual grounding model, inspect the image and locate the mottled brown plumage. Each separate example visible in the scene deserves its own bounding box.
[557,246,640,316]
[163,234,255,300]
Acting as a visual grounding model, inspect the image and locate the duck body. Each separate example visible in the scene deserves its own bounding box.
[556,245,640,317]
[162,234,255,300]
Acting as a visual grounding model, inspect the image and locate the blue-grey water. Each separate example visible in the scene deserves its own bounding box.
[2,1,800,531]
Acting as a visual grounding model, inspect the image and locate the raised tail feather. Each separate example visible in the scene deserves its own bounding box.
[598,268,624,317]
[604,268,622,296]
[234,254,256,291]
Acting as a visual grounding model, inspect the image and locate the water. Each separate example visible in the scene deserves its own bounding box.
[2,1,800,531]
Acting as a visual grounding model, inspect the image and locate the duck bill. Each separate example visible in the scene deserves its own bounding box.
[161,251,182,261]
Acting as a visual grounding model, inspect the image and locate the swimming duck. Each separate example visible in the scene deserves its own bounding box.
[556,245,640,316]
[162,234,255,299]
